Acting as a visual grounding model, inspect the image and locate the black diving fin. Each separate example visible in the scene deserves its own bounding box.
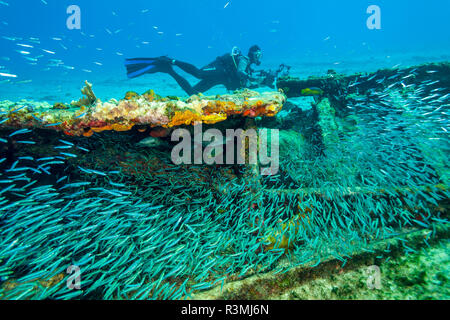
[125,58,159,79]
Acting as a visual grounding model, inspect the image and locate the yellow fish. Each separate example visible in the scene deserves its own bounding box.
[301,87,324,96]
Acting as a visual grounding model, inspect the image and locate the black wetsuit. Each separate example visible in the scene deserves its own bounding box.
[167,53,255,96]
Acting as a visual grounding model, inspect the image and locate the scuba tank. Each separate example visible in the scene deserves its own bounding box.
[231,46,242,70]
[214,47,242,75]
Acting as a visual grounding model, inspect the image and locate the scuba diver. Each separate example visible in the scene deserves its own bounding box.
[125,45,290,96]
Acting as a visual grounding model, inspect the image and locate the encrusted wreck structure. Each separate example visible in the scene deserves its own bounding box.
[0,62,448,300]
[0,82,285,137]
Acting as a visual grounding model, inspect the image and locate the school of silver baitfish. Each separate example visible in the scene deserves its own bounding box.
[0,67,449,299]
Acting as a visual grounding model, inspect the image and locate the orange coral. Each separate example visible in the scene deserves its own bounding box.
[83,129,94,137]
[1,87,285,136]
[204,100,239,115]
[64,130,75,136]
[90,124,134,133]
[168,110,202,127]
[243,110,256,117]
[167,110,228,127]
[112,123,134,132]
[91,125,112,133]
[201,113,227,124]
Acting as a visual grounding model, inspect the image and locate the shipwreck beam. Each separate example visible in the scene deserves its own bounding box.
[277,61,450,99]
[0,86,286,137]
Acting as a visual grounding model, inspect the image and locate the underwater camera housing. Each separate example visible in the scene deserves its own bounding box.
[276,64,291,78]
[256,63,292,88]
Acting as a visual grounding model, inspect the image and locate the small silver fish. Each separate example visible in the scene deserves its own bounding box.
[138,137,168,148]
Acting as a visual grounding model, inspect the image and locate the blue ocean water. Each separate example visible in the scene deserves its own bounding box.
[1,0,449,101]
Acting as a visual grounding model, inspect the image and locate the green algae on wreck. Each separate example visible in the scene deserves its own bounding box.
[191,227,449,300]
